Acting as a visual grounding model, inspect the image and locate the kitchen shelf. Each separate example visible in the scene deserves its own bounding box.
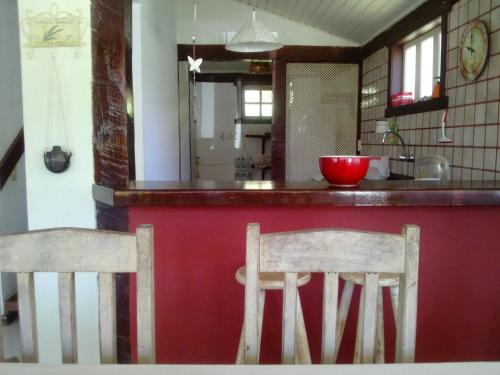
[385,96,448,117]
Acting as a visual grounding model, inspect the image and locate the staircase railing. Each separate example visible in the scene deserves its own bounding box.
[0,128,24,190]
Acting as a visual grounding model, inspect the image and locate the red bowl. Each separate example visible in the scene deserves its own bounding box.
[319,156,370,187]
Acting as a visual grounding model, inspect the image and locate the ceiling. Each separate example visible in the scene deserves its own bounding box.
[233,0,428,45]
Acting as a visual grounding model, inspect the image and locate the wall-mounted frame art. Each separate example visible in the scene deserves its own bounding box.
[20,3,87,57]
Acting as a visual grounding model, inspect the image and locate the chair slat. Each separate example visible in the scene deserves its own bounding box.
[390,285,399,321]
[375,287,385,363]
[396,225,420,363]
[136,225,155,364]
[282,272,297,364]
[257,291,265,363]
[353,287,364,364]
[58,273,77,363]
[0,229,137,273]
[295,293,311,364]
[244,224,260,364]
[321,272,339,364]
[361,273,379,364]
[335,280,354,361]
[17,273,38,363]
[260,230,405,273]
[98,273,116,364]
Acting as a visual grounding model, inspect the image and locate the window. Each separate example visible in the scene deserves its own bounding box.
[403,27,441,100]
[243,87,273,122]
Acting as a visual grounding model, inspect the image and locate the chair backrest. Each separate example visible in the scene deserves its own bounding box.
[243,224,419,364]
[0,225,155,364]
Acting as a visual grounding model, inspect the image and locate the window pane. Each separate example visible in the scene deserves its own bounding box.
[404,45,416,98]
[261,104,273,117]
[245,104,260,116]
[420,36,434,98]
[261,90,273,103]
[244,90,260,103]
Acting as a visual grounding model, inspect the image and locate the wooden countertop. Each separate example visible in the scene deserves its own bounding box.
[93,180,500,207]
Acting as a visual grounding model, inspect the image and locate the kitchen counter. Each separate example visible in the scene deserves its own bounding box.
[93,179,500,207]
[93,179,500,364]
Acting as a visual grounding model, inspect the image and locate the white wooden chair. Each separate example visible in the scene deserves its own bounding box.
[243,224,420,364]
[0,226,155,364]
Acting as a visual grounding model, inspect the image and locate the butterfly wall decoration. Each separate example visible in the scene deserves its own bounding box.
[188,56,203,73]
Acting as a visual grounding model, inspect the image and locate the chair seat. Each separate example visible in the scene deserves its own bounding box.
[235,266,311,290]
[340,272,399,287]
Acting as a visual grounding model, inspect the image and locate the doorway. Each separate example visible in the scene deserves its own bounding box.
[178,61,273,181]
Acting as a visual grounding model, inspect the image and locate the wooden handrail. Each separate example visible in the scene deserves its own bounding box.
[0,128,24,190]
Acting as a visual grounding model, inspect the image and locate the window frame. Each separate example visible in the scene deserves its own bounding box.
[242,85,273,124]
[403,26,441,100]
[385,15,449,117]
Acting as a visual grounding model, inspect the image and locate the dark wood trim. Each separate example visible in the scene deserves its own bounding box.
[385,96,449,117]
[93,180,500,207]
[91,0,132,189]
[389,44,404,99]
[362,0,454,59]
[440,10,448,98]
[271,60,286,181]
[178,45,363,63]
[124,0,135,182]
[195,73,272,84]
[0,129,24,190]
[95,201,130,363]
[91,0,133,363]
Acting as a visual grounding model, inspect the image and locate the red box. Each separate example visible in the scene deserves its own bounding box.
[391,92,414,106]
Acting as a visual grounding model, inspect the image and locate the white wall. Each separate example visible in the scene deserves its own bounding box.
[133,0,180,181]
[17,0,98,363]
[175,0,359,46]
[0,0,28,316]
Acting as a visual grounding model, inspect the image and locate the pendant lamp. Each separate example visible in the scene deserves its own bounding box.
[226,9,283,53]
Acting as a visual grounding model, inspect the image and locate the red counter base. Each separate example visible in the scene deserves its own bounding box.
[129,206,500,364]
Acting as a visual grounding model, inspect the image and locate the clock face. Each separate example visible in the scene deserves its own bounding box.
[459,20,488,81]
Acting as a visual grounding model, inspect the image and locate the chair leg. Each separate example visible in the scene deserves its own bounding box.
[353,286,364,364]
[375,287,385,363]
[236,290,266,364]
[236,325,245,364]
[390,285,399,321]
[335,281,354,361]
[295,293,311,364]
[257,290,265,363]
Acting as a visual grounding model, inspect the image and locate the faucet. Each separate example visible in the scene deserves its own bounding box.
[382,130,415,162]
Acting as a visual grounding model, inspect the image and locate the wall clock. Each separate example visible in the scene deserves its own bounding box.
[458,20,488,81]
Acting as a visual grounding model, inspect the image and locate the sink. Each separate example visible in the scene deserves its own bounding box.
[388,173,414,180]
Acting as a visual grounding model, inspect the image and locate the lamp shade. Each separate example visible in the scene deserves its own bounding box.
[226,10,283,53]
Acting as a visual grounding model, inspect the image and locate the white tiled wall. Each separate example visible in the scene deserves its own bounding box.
[361,0,500,180]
